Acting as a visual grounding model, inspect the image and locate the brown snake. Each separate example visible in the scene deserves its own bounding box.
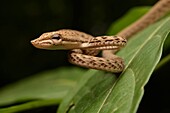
[31,0,170,73]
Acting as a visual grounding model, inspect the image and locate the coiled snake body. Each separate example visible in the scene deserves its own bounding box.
[31,0,170,73]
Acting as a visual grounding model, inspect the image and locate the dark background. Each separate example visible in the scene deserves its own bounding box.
[0,0,170,113]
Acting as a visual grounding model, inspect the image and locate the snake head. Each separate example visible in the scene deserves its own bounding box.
[31,30,85,50]
[31,31,62,50]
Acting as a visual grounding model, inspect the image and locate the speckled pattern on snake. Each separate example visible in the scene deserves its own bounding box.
[31,0,170,73]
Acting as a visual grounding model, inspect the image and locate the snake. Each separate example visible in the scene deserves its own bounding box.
[31,0,170,73]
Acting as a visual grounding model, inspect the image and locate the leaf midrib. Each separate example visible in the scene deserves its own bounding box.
[96,17,170,113]
[125,17,170,70]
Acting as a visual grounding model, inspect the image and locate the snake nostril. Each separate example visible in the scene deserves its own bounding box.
[31,40,39,46]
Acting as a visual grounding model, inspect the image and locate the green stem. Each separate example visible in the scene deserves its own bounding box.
[155,54,170,70]
[0,99,61,113]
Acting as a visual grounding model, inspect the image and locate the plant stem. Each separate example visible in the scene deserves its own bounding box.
[155,54,170,70]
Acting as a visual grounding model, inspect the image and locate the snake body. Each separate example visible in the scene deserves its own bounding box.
[31,29,127,72]
[31,0,170,73]
[118,0,170,38]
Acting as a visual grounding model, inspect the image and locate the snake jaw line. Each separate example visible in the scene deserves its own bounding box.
[31,0,170,72]
[31,38,63,50]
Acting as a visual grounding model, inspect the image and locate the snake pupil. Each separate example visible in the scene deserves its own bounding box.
[52,34,60,40]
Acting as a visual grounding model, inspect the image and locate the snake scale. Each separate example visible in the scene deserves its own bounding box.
[31,0,170,73]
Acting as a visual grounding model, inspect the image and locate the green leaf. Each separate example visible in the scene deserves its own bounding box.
[1,7,170,113]
[0,67,85,106]
[107,7,150,35]
[79,69,135,113]
[57,14,170,113]
[118,18,170,113]
[57,70,118,113]
[155,53,170,70]
[163,30,170,53]
[0,99,59,113]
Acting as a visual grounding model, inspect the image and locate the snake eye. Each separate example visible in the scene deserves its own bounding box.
[52,34,61,40]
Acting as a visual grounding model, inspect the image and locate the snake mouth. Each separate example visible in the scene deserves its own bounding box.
[31,38,62,50]
[31,38,83,50]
